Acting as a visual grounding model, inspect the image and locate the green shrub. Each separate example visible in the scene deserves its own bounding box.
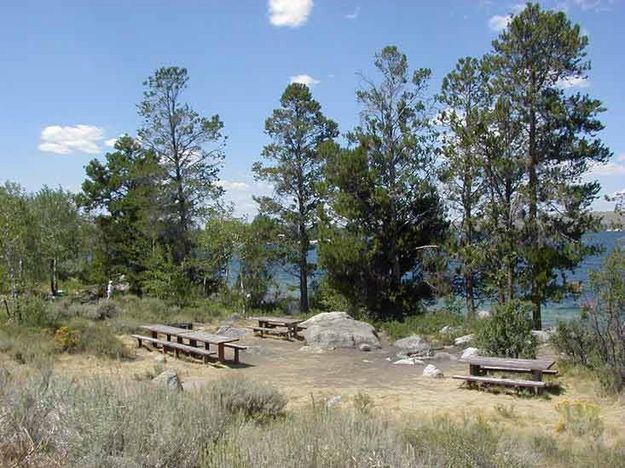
[475,300,537,358]
[555,399,604,439]
[381,311,466,341]
[552,248,625,393]
[210,376,287,420]
[53,325,81,352]
[95,300,120,320]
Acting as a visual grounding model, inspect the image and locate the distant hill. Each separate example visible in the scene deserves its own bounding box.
[594,211,625,231]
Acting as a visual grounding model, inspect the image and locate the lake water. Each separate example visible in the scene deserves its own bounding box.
[231,231,625,326]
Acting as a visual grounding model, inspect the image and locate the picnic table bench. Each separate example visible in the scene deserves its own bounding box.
[135,324,247,364]
[250,316,303,340]
[453,356,557,395]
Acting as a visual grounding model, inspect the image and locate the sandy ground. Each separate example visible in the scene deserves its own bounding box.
[16,322,625,443]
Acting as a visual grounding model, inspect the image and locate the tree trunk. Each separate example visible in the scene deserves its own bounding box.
[528,108,541,330]
[466,270,476,319]
[50,258,58,296]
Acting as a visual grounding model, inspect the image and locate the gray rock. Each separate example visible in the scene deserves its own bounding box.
[454,334,474,346]
[216,325,251,339]
[461,347,481,359]
[302,312,380,350]
[298,345,325,354]
[423,364,444,378]
[393,358,417,365]
[432,351,457,361]
[152,370,182,391]
[325,395,342,408]
[299,311,351,328]
[440,325,461,335]
[393,335,431,355]
[477,309,491,320]
[531,329,553,344]
[220,314,241,327]
[359,343,372,352]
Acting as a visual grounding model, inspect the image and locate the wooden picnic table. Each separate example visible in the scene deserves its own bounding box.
[250,316,303,339]
[139,325,240,363]
[460,356,556,381]
[140,324,187,340]
[454,356,557,395]
[177,330,239,362]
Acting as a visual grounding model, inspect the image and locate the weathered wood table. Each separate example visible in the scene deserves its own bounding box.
[177,330,240,363]
[250,316,303,339]
[453,356,557,394]
[138,324,244,363]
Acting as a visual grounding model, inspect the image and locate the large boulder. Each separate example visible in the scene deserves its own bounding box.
[299,311,351,328]
[393,335,431,357]
[301,312,380,350]
[152,370,183,391]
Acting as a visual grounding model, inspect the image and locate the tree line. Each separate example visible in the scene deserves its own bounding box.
[0,4,612,329]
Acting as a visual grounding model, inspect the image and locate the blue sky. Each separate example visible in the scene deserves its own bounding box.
[1,0,623,217]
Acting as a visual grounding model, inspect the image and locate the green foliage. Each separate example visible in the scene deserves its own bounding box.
[320,46,447,321]
[552,247,625,392]
[139,66,225,263]
[475,301,537,358]
[80,135,162,292]
[210,376,287,420]
[253,82,338,313]
[555,400,604,439]
[490,3,611,328]
[381,310,466,341]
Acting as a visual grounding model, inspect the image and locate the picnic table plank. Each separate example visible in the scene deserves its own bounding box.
[460,356,555,371]
[250,316,302,325]
[139,324,188,340]
[177,330,239,362]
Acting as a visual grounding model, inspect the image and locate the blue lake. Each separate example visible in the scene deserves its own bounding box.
[230,231,625,326]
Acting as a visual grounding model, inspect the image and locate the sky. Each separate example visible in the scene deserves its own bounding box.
[0,0,623,218]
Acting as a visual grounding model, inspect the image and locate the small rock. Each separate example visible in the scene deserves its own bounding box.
[298,345,325,354]
[461,347,481,359]
[422,364,444,378]
[477,310,491,320]
[326,395,342,407]
[393,358,417,365]
[362,359,371,363]
[359,343,372,352]
[531,329,553,344]
[432,351,457,361]
[440,325,461,335]
[454,334,474,346]
[152,370,183,391]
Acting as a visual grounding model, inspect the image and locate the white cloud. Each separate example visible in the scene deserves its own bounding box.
[38,124,105,155]
[290,74,320,87]
[557,75,590,89]
[589,159,625,177]
[268,0,313,28]
[488,14,511,32]
[217,180,251,191]
[218,178,273,218]
[345,6,360,20]
[104,138,118,148]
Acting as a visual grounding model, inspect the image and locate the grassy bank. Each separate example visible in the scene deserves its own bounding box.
[1,369,624,467]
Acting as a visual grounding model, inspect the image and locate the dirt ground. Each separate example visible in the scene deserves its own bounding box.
[43,321,625,442]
